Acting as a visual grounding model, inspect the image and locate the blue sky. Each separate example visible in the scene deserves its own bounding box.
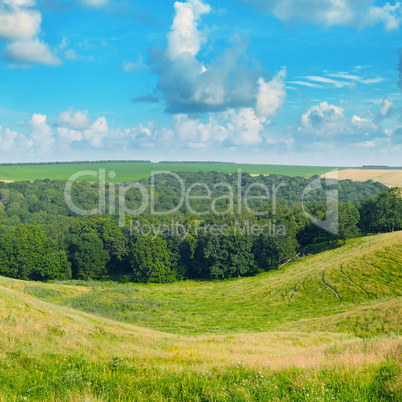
[0,0,401,165]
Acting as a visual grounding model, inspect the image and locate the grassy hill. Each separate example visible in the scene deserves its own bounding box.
[0,161,337,182]
[23,231,402,336]
[0,232,401,400]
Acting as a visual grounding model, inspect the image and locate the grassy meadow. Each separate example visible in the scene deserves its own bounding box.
[0,231,401,400]
[0,162,338,183]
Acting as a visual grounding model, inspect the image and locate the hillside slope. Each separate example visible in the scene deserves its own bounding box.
[1,276,401,401]
[0,232,401,400]
[60,232,402,335]
[4,231,401,336]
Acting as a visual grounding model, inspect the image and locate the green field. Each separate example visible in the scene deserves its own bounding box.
[0,162,339,182]
[0,231,401,400]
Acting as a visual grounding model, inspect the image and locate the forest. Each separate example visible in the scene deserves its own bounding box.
[0,172,400,283]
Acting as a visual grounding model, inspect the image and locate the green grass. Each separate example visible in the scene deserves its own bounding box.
[52,232,402,336]
[0,161,339,182]
[0,231,401,400]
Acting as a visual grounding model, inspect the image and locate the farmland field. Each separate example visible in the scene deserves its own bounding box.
[0,162,339,183]
[322,169,402,188]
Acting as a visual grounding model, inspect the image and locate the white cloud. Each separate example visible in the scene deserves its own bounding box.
[57,109,92,130]
[167,0,211,59]
[351,115,378,135]
[247,0,402,30]
[299,101,346,136]
[304,76,349,88]
[173,114,214,148]
[0,1,60,67]
[379,98,394,117]
[0,125,18,151]
[149,1,286,116]
[327,73,361,80]
[55,109,110,147]
[360,77,385,84]
[225,108,265,145]
[367,2,402,31]
[56,127,83,144]
[83,117,109,148]
[3,38,61,66]
[290,72,386,90]
[256,68,286,117]
[296,101,387,151]
[26,113,55,153]
[0,104,394,161]
[172,108,266,147]
[0,0,41,41]
[288,81,323,88]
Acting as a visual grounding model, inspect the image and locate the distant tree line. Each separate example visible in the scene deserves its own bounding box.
[0,160,151,166]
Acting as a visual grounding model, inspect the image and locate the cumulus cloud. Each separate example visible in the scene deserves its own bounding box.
[225,108,265,145]
[296,101,386,149]
[299,101,346,137]
[351,115,379,135]
[0,125,18,151]
[246,0,402,30]
[379,98,394,117]
[256,68,286,117]
[0,0,60,66]
[4,38,61,66]
[172,114,215,148]
[57,109,92,130]
[172,108,267,147]
[83,117,109,148]
[56,127,83,144]
[55,109,109,148]
[166,0,211,59]
[0,0,41,41]
[26,113,55,153]
[53,106,269,151]
[148,0,286,116]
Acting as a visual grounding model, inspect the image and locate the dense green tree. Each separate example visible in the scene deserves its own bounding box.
[359,188,402,234]
[0,230,14,276]
[66,216,128,277]
[0,224,71,281]
[338,203,360,245]
[192,232,256,280]
[70,232,110,279]
[130,236,174,283]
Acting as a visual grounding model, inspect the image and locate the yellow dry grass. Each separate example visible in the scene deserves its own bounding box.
[1,275,401,379]
[0,282,386,373]
[321,169,402,188]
